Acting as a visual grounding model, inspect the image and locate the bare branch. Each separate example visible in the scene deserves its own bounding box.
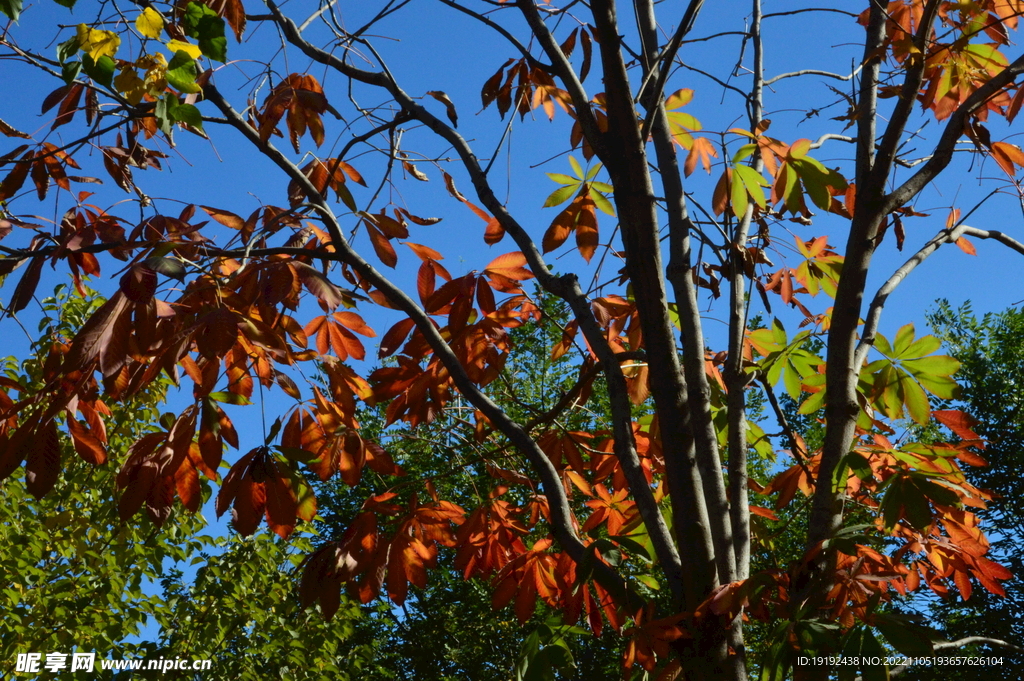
[809,133,855,149]
[763,8,859,19]
[764,67,861,86]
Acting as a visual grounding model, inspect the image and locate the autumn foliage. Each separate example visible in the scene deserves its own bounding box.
[2,0,1024,679]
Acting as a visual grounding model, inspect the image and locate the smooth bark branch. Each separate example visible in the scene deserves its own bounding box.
[869,0,942,188]
[204,83,647,611]
[806,3,888,630]
[632,0,739,593]
[885,52,1024,211]
[590,0,724,611]
[637,0,706,140]
[763,68,860,86]
[809,133,855,149]
[723,0,766,588]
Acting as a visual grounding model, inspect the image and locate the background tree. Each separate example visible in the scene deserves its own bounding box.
[2,1,1024,680]
[0,286,369,680]
[895,301,1024,680]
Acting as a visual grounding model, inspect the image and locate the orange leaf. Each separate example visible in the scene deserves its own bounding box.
[955,236,977,256]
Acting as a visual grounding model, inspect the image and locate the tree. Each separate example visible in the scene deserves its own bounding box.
[0,285,370,680]
[894,300,1024,680]
[312,293,631,680]
[0,285,204,666]
[2,1,1024,678]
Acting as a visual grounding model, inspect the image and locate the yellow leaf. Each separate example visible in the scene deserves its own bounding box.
[138,52,168,96]
[76,24,121,61]
[116,53,169,104]
[114,67,146,105]
[136,7,164,40]
[166,40,202,60]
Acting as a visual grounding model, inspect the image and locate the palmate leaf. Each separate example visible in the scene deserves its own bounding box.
[730,164,769,217]
[748,319,822,398]
[863,324,960,424]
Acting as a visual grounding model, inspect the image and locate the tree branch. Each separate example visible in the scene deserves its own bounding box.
[514,0,605,158]
[202,82,645,611]
[869,0,942,191]
[885,52,1024,212]
[265,0,684,604]
[809,133,855,150]
[857,222,1024,366]
[763,67,860,86]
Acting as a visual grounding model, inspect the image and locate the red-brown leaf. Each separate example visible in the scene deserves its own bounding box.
[68,414,106,465]
[367,223,398,268]
[25,419,61,499]
[379,318,415,358]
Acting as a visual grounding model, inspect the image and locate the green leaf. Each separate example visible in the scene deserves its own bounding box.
[874,332,894,358]
[833,451,872,492]
[209,391,252,405]
[61,61,82,85]
[57,36,79,63]
[735,164,769,210]
[636,574,660,590]
[902,335,942,358]
[170,102,205,133]
[730,169,749,218]
[791,158,832,211]
[542,184,577,208]
[265,417,282,445]
[0,0,22,20]
[900,372,932,424]
[81,54,115,87]
[873,615,936,657]
[732,143,756,163]
[336,182,357,212]
[166,50,201,93]
[839,626,889,681]
[590,190,615,216]
[902,354,960,377]
[567,156,583,179]
[608,535,653,562]
[545,173,579,186]
[912,474,960,506]
[592,538,621,566]
[182,1,227,62]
